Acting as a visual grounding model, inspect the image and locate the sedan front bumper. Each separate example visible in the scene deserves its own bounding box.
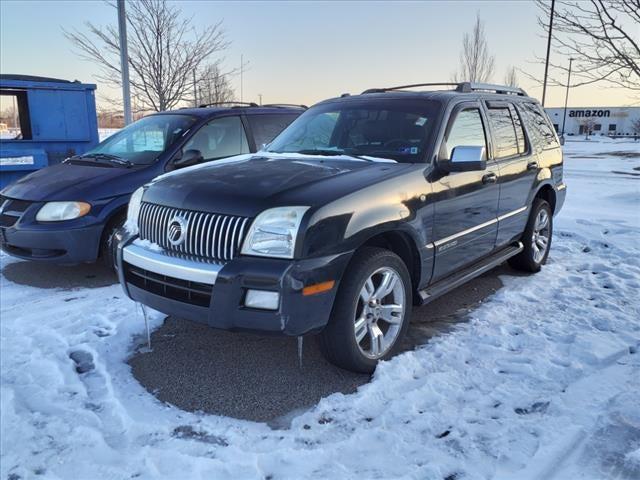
[117,234,353,336]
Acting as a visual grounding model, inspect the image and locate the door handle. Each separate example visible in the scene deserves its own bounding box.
[482,172,497,184]
[527,161,539,171]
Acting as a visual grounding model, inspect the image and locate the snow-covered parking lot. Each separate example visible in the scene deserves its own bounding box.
[1,139,639,480]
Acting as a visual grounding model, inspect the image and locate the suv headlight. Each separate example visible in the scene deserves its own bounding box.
[36,201,91,222]
[124,187,144,234]
[241,206,309,259]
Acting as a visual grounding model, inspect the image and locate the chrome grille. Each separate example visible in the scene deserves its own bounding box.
[138,202,250,261]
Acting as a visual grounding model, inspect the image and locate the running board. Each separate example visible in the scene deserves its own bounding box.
[418,242,523,305]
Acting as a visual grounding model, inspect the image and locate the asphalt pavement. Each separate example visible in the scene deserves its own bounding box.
[3,257,511,425]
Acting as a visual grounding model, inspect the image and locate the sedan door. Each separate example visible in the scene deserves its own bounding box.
[430,102,500,281]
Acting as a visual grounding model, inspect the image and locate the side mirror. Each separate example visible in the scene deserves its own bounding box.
[440,146,486,172]
[173,149,203,169]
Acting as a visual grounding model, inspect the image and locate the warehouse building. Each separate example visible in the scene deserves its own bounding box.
[544,106,640,137]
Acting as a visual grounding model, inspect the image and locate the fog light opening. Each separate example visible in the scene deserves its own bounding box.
[245,289,280,310]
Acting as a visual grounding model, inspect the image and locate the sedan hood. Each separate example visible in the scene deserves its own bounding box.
[1,162,148,202]
[143,154,412,217]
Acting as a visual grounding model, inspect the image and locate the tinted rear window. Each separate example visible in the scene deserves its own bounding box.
[487,107,519,159]
[521,103,559,150]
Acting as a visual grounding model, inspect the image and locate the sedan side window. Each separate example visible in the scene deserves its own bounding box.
[183,116,249,161]
[442,108,488,160]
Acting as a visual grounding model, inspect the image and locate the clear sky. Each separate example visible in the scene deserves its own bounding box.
[0,0,635,109]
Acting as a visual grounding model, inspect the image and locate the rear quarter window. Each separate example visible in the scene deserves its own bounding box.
[521,103,559,151]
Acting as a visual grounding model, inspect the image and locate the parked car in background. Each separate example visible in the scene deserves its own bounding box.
[0,103,304,268]
[116,83,566,372]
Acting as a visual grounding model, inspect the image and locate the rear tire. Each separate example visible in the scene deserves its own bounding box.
[320,247,412,373]
[508,199,553,273]
[101,215,125,272]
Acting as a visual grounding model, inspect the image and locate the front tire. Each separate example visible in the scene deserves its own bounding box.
[320,247,412,373]
[101,215,125,272]
[508,198,553,273]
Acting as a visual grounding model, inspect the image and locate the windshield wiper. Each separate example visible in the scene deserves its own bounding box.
[82,153,133,167]
[292,149,373,161]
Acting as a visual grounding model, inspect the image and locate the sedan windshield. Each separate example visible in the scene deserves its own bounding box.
[84,114,196,165]
[267,99,441,163]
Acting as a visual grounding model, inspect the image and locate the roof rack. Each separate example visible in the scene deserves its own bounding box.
[198,101,259,108]
[262,103,308,109]
[362,83,459,94]
[361,82,527,97]
[458,82,528,96]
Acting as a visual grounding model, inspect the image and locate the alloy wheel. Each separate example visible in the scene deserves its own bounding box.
[354,267,406,359]
[532,209,550,263]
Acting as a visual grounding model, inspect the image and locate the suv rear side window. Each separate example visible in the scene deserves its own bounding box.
[521,103,559,150]
[248,114,298,148]
[442,108,487,160]
[487,107,519,159]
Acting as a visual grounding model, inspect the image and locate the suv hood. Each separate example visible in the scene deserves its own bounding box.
[1,162,149,202]
[143,153,411,217]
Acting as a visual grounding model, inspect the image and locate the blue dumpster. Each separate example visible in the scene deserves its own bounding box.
[0,75,99,189]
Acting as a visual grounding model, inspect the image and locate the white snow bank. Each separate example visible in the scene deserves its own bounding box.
[1,140,639,480]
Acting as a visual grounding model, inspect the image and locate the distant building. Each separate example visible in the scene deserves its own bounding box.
[545,107,640,137]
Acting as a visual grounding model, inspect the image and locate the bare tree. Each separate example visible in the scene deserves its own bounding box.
[580,117,597,139]
[533,0,640,91]
[65,0,229,111]
[504,66,519,87]
[452,14,495,83]
[196,64,236,106]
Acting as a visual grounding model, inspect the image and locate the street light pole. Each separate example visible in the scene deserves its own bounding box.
[117,0,132,125]
[541,0,555,107]
[561,58,573,138]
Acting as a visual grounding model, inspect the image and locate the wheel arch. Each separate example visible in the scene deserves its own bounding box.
[533,183,557,213]
[357,228,422,292]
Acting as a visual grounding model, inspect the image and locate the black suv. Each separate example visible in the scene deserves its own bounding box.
[116,83,566,373]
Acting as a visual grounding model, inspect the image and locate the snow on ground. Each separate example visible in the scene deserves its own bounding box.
[1,139,639,480]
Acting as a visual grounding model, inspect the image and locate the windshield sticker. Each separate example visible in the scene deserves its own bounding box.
[399,147,419,155]
[415,117,428,126]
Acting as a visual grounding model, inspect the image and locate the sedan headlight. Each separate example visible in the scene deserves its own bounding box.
[36,201,91,222]
[241,206,309,259]
[124,187,144,234]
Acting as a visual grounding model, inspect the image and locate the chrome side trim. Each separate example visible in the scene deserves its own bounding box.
[433,206,528,248]
[434,217,497,247]
[123,243,222,285]
[497,205,527,221]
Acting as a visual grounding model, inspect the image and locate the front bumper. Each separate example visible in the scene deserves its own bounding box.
[0,220,103,263]
[117,233,353,336]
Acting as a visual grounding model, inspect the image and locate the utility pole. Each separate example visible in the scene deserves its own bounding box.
[240,54,244,102]
[258,94,262,105]
[193,69,198,107]
[561,58,573,138]
[117,0,132,125]
[541,0,555,107]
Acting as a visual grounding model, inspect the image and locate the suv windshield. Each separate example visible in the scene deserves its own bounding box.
[267,99,441,163]
[84,114,196,165]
